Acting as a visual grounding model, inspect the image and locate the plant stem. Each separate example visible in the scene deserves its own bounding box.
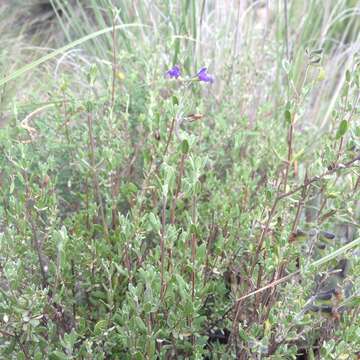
[160,195,167,299]
[170,153,185,224]
[86,112,109,239]
[191,194,197,301]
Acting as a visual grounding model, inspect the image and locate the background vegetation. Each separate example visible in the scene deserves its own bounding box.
[0,0,359,359]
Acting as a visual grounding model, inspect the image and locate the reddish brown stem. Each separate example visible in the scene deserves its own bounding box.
[170,153,186,224]
[283,121,294,192]
[191,195,197,301]
[160,196,167,299]
[163,117,176,157]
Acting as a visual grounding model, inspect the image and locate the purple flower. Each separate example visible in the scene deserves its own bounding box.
[197,67,214,83]
[166,65,181,79]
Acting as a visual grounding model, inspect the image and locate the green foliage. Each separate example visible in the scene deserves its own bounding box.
[0,1,359,359]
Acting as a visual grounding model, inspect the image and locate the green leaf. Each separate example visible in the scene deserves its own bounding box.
[9,180,14,194]
[336,120,348,139]
[3,339,16,355]
[134,316,147,333]
[183,298,194,316]
[190,223,198,235]
[311,48,323,55]
[94,319,108,335]
[282,59,291,74]
[17,353,25,360]
[194,180,202,194]
[148,213,161,233]
[49,351,68,360]
[197,243,207,262]
[122,182,138,196]
[355,126,360,137]
[345,69,351,82]
[172,96,179,106]
[134,352,144,360]
[284,110,292,124]
[34,352,43,360]
[86,64,98,85]
[181,139,189,154]
[310,56,321,64]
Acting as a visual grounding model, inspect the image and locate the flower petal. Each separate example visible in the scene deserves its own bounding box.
[197,67,207,76]
[197,67,214,83]
[166,65,181,79]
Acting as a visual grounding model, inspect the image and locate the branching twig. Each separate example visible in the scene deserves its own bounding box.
[279,153,359,201]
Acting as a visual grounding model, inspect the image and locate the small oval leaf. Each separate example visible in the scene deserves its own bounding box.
[284,110,292,124]
[336,120,348,139]
[345,69,351,82]
[181,139,189,154]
